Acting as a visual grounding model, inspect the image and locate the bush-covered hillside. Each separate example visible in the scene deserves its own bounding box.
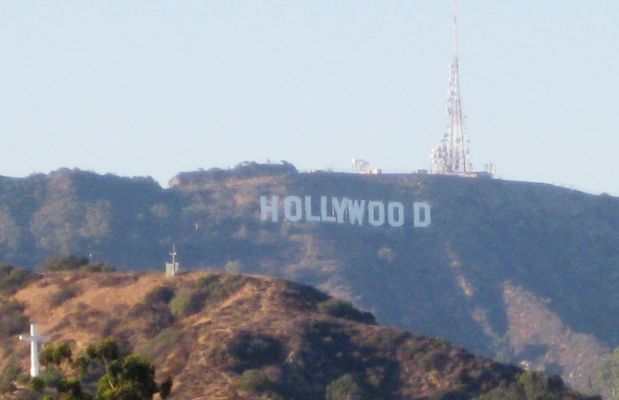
[0,269,599,400]
[0,163,618,396]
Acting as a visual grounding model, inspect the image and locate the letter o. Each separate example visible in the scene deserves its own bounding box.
[387,202,405,227]
[368,201,385,227]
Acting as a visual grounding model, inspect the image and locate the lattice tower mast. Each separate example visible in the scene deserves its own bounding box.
[431,3,472,174]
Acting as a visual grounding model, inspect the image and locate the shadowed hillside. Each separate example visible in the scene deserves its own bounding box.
[0,163,618,396]
[0,270,598,400]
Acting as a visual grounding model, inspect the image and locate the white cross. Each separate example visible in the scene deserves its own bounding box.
[169,244,177,265]
[19,324,49,377]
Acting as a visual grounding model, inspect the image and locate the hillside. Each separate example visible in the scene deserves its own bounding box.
[0,163,618,395]
[0,270,597,400]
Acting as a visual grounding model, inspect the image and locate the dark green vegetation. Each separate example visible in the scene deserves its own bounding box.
[0,163,618,396]
[3,338,171,400]
[317,299,376,324]
[0,265,39,296]
[39,255,115,273]
[0,300,28,337]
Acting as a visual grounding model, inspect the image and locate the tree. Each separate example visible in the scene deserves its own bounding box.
[40,342,73,368]
[82,338,170,400]
[29,377,44,392]
[95,355,158,400]
[30,338,171,400]
[325,374,370,400]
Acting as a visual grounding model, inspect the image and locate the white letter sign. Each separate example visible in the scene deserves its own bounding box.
[260,195,432,229]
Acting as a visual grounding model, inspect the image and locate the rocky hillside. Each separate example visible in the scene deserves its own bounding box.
[0,269,597,400]
[0,163,618,396]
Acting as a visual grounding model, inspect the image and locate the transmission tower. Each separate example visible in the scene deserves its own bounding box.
[431,5,472,175]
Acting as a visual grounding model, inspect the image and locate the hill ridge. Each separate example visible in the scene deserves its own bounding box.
[0,270,597,400]
[0,164,617,395]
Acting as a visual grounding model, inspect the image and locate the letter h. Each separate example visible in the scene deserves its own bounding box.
[260,196,279,222]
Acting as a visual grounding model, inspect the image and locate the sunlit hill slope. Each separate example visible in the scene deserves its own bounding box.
[0,269,598,400]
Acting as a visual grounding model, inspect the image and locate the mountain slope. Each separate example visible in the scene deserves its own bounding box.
[0,270,597,400]
[0,164,618,395]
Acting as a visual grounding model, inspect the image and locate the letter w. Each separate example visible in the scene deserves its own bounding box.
[348,200,366,226]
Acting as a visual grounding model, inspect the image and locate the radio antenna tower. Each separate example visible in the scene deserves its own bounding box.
[431,1,472,175]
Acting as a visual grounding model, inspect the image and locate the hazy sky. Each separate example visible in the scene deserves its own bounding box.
[1,1,618,194]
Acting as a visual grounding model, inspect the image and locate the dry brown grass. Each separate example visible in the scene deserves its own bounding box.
[0,271,596,400]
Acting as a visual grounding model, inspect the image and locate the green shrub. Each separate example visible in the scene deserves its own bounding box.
[39,370,64,389]
[168,289,206,317]
[303,320,355,357]
[16,373,31,385]
[0,366,21,383]
[130,285,176,334]
[317,299,375,324]
[136,328,182,358]
[29,377,44,392]
[168,290,191,317]
[40,255,89,271]
[188,290,207,313]
[49,286,80,307]
[40,342,72,367]
[0,300,28,336]
[144,285,175,305]
[365,366,386,389]
[0,264,40,295]
[195,275,218,289]
[79,262,116,273]
[325,374,370,400]
[222,331,283,371]
[234,369,272,392]
[221,273,242,286]
[194,274,244,304]
[517,371,563,400]
[39,254,115,273]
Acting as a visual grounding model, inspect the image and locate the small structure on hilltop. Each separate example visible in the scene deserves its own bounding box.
[352,158,382,175]
[165,244,180,277]
[19,323,49,377]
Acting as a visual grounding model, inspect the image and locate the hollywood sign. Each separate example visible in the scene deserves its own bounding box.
[260,196,431,228]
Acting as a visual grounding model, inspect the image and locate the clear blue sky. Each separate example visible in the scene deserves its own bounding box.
[1,1,618,194]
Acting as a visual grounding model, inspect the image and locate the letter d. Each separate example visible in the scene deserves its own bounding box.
[413,202,432,228]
